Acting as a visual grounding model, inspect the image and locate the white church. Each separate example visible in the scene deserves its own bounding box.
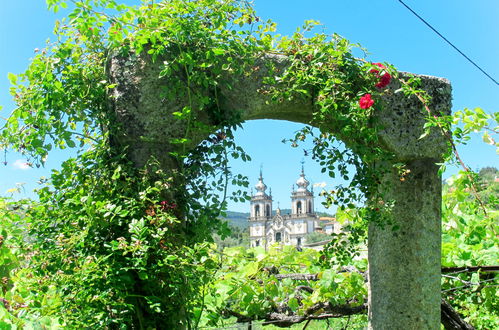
[248,166,322,248]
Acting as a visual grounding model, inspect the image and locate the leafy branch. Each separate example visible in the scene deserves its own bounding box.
[398,76,493,217]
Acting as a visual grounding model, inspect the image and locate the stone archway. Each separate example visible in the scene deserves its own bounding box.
[107,51,451,329]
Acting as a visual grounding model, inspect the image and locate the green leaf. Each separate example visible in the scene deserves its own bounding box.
[212,48,225,56]
[66,139,76,148]
[288,297,299,311]
[7,72,17,84]
[242,261,259,277]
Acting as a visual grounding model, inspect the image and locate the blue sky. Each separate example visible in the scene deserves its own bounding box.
[1,0,498,213]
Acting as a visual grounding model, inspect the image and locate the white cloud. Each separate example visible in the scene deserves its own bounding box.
[313,182,327,188]
[12,159,31,170]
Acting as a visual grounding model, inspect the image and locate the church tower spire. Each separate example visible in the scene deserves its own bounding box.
[250,169,273,219]
[291,163,314,216]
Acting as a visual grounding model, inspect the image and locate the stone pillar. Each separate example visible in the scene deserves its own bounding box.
[106,50,215,219]
[367,76,451,329]
[368,160,442,328]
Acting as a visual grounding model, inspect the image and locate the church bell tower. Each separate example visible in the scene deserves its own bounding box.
[250,170,273,219]
[291,164,314,216]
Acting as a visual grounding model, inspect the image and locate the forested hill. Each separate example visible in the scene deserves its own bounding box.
[223,211,249,228]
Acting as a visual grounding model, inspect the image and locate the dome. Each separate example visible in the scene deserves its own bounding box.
[255,179,267,195]
[295,166,310,192]
[296,175,309,188]
[254,170,269,197]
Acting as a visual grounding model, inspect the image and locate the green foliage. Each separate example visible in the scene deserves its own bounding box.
[199,245,368,328]
[212,223,250,249]
[0,149,220,328]
[273,27,399,215]
[0,199,23,286]
[262,318,367,329]
[478,167,498,180]
[1,1,260,326]
[0,2,392,325]
[2,0,266,164]
[200,174,498,328]
[223,210,251,229]
[441,172,499,328]
[452,108,499,155]
[319,208,368,266]
[304,231,331,244]
[0,198,64,328]
[476,167,499,209]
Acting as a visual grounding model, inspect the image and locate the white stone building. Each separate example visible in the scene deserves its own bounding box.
[248,167,320,248]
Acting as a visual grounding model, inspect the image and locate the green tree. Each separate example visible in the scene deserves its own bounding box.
[442,169,498,328]
[478,166,497,181]
[1,0,259,327]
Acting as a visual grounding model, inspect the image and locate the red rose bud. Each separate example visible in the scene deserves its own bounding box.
[359,94,374,109]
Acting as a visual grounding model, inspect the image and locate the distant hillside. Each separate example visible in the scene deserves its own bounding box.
[223,209,335,229]
[223,211,249,228]
[316,211,335,217]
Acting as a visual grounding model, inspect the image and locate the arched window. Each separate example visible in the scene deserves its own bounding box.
[275,232,282,242]
[265,204,271,217]
[255,205,260,217]
[255,240,260,247]
[297,237,302,246]
[308,201,312,214]
[297,201,302,214]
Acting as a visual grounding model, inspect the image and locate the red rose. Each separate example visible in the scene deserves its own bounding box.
[359,94,374,109]
[370,62,391,88]
[160,200,176,211]
[375,72,391,88]
[369,62,385,74]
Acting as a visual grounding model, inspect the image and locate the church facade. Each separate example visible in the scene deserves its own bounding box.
[248,167,320,248]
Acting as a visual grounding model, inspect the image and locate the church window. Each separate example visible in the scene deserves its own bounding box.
[255,205,260,217]
[255,240,260,247]
[265,204,270,217]
[308,201,312,214]
[297,237,302,246]
[297,201,302,214]
[275,232,282,242]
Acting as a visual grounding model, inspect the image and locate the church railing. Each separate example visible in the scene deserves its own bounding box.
[248,216,272,221]
[248,213,318,221]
